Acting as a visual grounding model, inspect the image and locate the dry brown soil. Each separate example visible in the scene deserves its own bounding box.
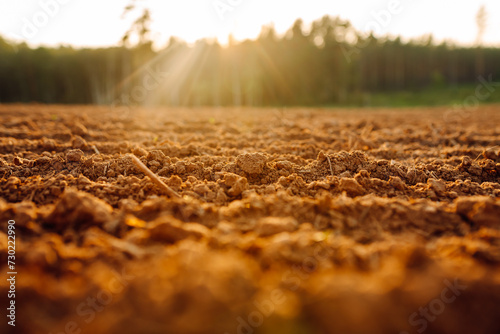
[0,104,500,334]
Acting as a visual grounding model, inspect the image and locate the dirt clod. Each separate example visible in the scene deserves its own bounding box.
[237,153,267,174]
[46,188,113,230]
[66,149,84,162]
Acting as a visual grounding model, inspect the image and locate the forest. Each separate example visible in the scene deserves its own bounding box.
[0,15,499,107]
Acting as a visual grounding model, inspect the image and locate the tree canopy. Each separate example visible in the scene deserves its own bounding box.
[0,16,499,106]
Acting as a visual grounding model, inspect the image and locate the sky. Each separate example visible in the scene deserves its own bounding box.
[0,0,499,48]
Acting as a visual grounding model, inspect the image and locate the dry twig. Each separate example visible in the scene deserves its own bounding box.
[326,156,334,177]
[127,154,180,198]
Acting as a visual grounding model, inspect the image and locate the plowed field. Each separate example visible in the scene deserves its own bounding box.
[1,104,500,334]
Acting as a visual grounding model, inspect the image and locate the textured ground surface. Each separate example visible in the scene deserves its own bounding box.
[1,104,500,334]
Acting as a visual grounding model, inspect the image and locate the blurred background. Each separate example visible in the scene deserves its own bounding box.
[0,0,499,107]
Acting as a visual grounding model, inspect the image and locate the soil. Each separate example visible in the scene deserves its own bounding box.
[0,104,500,334]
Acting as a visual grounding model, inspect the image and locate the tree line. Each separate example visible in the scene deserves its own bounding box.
[0,16,499,106]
